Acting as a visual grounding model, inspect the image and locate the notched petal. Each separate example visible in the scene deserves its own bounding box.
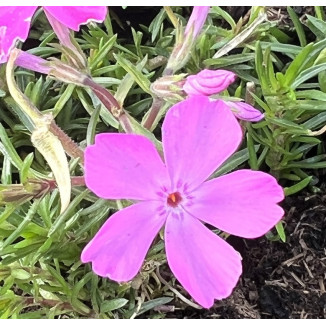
[162,96,243,191]
[85,133,169,201]
[0,7,37,63]
[81,201,166,282]
[189,170,284,238]
[165,213,242,308]
[44,6,108,31]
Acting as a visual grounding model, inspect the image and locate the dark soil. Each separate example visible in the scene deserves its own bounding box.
[217,191,326,319]
[165,190,326,319]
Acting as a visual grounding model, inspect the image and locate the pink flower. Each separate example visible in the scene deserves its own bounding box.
[183,69,264,122]
[183,69,236,96]
[0,6,107,63]
[226,101,265,122]
[165,6,210,74]
[184,6,210,39]
[81,96,284,308]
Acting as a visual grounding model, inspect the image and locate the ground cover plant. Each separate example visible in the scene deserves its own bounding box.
[0,6,325,319]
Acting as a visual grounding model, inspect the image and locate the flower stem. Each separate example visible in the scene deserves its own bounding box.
[118,113,134,134]
[7,49,84,165]
[83,77,134,133]
[47,176,85,190]
[142,97,164,131]
[83,77,120,114]
[49,121,84,164]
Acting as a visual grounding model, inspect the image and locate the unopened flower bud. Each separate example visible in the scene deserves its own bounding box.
[184,6,210,40]
[151,74,186,100]
[0,180,49,205]
[48,58,87,86]
[183,69,237,96]
[15,51,51,74]
[164,7,210,74]
[226,101,264,122]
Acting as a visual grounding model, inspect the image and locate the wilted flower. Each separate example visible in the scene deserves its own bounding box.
[0,6,107,63]
[82,96,284,308]
[150,74,186,101]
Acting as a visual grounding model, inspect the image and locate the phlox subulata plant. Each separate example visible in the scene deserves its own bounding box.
[0,5,324,318]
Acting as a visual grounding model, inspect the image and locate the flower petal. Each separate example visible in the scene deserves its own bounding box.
[162,96,243,191]
[0,7,37,63]
[81,201,166,282]
[44,6,107,31]
[165,212,242,308]
[226,101,264,122]
[189,170,284,238]
[85,133,169,200]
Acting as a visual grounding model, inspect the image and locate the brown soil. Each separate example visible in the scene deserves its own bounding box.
[165,190,326,319]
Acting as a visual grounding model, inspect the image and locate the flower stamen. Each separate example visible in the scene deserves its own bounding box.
[167,191,182,207]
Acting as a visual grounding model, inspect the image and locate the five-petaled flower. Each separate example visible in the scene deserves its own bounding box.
[82,96,284,308]
[0,6,107,63]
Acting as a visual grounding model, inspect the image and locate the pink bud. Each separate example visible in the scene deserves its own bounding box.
[184,6,210,40]
[183,69,237,96]
[15,51,51,74]
[226,101,264,122]
[151,75,185,100]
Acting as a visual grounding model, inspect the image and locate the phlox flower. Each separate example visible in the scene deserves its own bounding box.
[82,96,284,308]
[0,6,107,63]
[183,69,264,122]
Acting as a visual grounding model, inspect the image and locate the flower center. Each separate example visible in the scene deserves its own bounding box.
[167,191,182,208]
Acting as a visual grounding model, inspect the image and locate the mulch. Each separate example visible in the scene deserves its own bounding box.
[166,189,326,318]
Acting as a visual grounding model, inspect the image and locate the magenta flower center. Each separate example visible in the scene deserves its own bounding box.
[167,191,182,207]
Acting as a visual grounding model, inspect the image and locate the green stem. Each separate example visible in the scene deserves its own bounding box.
[49,121,84,164]
[142,97,164,131]
[6,49,43,127]
[7,49,84,164]
[84,77,134,134]
[47,176,85,190]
